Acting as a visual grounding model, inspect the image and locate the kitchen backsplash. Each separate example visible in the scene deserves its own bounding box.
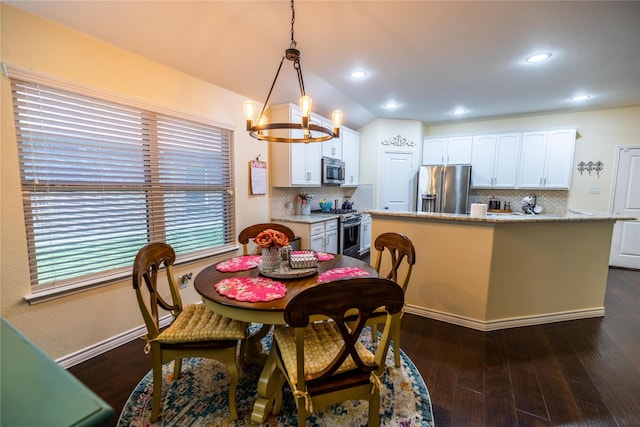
[270,185,566,216]
[271,184,374,217]
[469,189,568,214]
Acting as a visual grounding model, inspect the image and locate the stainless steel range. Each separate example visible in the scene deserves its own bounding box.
[333,209,363,258]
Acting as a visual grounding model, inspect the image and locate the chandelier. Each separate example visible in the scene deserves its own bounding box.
[244,0,342,143]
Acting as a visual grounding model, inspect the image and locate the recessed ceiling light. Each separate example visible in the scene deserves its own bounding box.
[525,52,552,63]
[383,101,400,110]
[350,70,367,79]
[569,95,591,102]
[451,108,467,115]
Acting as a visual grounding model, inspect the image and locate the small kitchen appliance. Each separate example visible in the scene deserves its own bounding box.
[321,157,345,185]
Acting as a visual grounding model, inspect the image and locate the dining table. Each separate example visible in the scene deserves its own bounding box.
[194,252,378,423]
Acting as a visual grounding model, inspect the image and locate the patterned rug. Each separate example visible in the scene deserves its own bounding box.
[118,327,434,426]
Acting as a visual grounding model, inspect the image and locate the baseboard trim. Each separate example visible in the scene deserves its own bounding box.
[59,305,606,368]
[405,305,605,332]
[57,315,173,369]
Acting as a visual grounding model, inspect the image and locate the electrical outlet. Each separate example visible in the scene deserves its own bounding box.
[180,272,193,288]
[589,186,600,194]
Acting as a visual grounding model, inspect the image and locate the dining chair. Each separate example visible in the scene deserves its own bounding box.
[132,242,248,422]
[371,232,416,367]
[238,223,296,255]
[272,277,405,427]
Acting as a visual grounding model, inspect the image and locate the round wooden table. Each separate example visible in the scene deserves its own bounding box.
[194,253,377,423]
[194,253,377,325]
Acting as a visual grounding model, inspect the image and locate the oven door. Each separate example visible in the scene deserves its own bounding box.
[340,218,362,258]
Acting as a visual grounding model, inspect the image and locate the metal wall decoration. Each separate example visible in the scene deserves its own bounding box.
[577,161,604,177]
[380,134,416,147]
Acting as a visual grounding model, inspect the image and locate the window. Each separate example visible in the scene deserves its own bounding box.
[11,78,235,294]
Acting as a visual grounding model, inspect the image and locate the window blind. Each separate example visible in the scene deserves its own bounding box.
[11,79,235,292]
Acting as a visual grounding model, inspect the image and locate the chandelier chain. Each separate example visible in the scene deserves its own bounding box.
[290,0,297,49]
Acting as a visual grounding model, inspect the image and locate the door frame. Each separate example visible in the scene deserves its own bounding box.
[608,145,640,269]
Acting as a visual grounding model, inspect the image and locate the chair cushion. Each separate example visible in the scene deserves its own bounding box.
[158,304,248,343]
[274,321,375,386]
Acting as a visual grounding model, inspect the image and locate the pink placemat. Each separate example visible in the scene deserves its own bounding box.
[214,277,287,302]
[317,267,371,283]
[216,255,261,272]
[292,251,334,261]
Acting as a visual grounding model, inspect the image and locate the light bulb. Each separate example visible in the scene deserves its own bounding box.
[299,96,312,117]
[332,110,343,129]
[244,101,254,122]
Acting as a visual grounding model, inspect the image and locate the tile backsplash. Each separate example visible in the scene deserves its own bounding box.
[271,184,374,217]
[270,185,566,216]
[470,189,568,214]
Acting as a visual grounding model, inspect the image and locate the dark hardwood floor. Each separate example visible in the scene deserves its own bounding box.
[69,268,640,426]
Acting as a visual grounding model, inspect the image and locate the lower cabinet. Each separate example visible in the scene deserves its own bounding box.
[276,219,338,253]
[359,214,372,255]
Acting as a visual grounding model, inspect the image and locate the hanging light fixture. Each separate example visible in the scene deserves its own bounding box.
[244,0,342,143]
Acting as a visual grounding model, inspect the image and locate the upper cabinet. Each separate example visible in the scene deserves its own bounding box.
[341,127,360,187]
[517,129,576,189]
[319,115,343,160]
[471,133,521,188]
[423,136,472,165]
[270,104,322,187]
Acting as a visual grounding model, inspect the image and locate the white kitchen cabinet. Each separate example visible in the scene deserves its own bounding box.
[324,222,339,254]
[319,116,342,160]
[359,214,372,255]
[270,104,322,187]
[309,220,338,253]
[423,136,472,165]
[277,219,338,253]
[517,129,576,189]
[471,133,521,188]
[341,127,360,186]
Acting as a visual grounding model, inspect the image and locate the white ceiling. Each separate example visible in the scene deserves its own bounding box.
[7,0,640,129]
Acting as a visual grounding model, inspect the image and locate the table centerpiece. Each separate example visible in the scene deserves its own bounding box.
[253,228,290,271]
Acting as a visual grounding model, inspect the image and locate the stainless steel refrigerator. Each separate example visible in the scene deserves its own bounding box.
[417,164,471,214]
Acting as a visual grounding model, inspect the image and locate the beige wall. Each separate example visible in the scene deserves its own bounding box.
[1,5,270,359]
[424,107,640,212]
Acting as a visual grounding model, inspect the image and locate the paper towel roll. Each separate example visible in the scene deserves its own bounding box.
[470,203,488,217]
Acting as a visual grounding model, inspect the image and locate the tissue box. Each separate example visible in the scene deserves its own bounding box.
[289,251,318,269]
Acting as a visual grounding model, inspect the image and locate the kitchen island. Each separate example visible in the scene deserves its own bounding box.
[369,210,631,330]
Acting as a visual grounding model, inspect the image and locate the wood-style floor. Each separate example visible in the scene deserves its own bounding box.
[69,268,640,426]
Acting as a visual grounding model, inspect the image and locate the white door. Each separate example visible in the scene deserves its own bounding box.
[381,151,414,211]
[609,146,640,269]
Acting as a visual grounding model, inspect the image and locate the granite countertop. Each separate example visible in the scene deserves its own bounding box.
[271,213,341,224]
[366,209,635,224]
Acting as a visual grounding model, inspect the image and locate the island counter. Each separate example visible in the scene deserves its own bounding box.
[368,210,631,331]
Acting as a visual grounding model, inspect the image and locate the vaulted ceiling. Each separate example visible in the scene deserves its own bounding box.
[7,1,640,129]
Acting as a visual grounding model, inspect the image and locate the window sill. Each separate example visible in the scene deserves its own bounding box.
[24,246,239,305]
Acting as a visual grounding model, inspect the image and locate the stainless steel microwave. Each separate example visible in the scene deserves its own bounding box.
[321,157,345,185]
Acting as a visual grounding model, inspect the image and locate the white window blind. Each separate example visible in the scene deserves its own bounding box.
[11,78,236,293]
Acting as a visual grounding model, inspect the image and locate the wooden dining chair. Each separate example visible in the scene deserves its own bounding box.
[272,277,404,427]
[132,242,249,422]
[371,232,416,367]
[238,223,295,255]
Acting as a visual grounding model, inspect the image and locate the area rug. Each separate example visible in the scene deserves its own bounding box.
[118,327,434,426]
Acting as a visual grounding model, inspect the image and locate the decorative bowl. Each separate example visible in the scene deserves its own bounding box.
[319,201,332,212]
